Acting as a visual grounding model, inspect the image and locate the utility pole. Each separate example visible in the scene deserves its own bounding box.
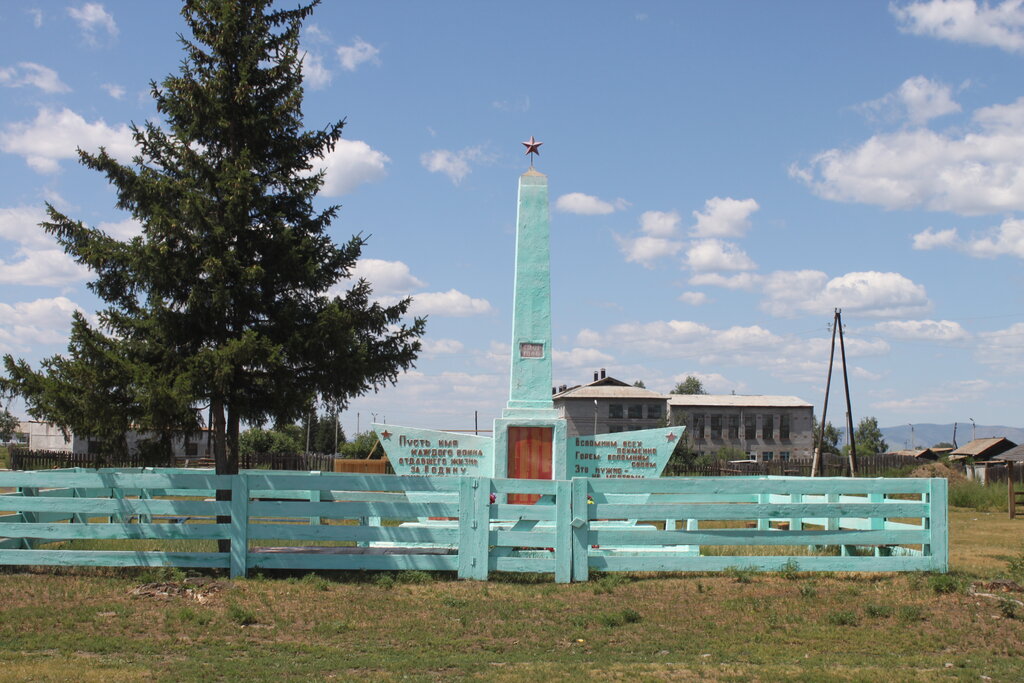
[813,313,838,477]
[837,309,857,476]
[813,309,857,476]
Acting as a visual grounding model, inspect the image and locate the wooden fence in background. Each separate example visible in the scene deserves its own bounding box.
[0,469,948,581]
[665,453,923,478]
[7,449,387,473]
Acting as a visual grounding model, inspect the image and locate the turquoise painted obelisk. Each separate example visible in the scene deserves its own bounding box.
[503,168,557,419]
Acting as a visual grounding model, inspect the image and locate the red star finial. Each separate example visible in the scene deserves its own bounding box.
[522,135,542,164]
[666,433,677,442]
[380,430,392,440]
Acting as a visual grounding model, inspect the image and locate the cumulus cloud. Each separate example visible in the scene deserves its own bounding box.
[0,297,83,353]
[892,0,1024,52]
[0,107,133,173]
[553,347,614,368]
[873,319,971,341]
[420,147,487,185]
[761,270,931,318]
[0,62,70,93]
[404,289,492,317]
[555,192,620,215]
[300,51,331,90]
[422,338,465,355]
[614,234,683,268]
[315,138,389,195]
[977,322,1024,371]
[678,291,708,305]
[0,206,88,286]
[640,210,681,237]
[68,3,118,45]
[684,239,757,272]
[690,197,759,238]
[97,218,143,241]
[688,272,761,290]
[0,206,51,249]
[793,95,1024,214]
[913,218,1024,258]
[101,83,124,99]
[578,320,783,360]
[348,258,425,295]
[860,76,961,126]
[337,37,380,71]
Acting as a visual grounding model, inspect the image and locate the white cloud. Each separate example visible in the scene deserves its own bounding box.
[579,320,783,360]
[913,218,1024,258]
[892,0,1024,52]
[688,272,761,290]
[28,9,43,28]
[873,319,971,341]
[553,347,614,368]
[978,322,1024,371]
[68,3,118,45]
[422,338,464,355]
[684,239,757,272]
[0,206,50,249]
[300,51,331,90]
[0,247,89,286]
[0,107,133,173]
[101,83,124,99]
[761,270,931,318]
[678,291,708,305]
[405,289,492,317]
[670,371,737,394]
[97,218,143,241]
[0,297,83,353]
[690,197,759,238]
[348,258,425,295]
[337,37,380,71]
[793,96,1024,214]
[912,226,959,250]
[315,138,389,195]
[639,210,681,237]
[420,147,487,185]
[0,62,70,93]
[555,192,616,215]
[860,76,961,126]
[614,234,683,268]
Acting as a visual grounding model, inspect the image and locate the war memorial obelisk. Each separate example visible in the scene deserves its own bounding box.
[373,138,681,485]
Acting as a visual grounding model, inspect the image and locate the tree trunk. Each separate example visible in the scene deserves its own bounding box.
[213,397,232,554]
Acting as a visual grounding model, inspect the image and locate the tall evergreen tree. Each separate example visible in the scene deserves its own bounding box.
[1,0,424,475]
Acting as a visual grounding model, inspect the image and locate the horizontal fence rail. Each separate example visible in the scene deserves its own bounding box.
[0,469,948,581]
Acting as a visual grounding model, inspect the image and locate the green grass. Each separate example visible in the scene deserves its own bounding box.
[949,478,1019,511]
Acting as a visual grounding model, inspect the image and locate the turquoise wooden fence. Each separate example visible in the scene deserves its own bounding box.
[0,469,948,581]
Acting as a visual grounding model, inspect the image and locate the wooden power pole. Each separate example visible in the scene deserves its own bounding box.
[812,309,858,477]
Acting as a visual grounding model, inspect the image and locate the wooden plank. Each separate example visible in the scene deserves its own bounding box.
[554,480,571,583]
[570,477,590,582]
[249,553,458,572]
[588,528,925,547]
[591,502,928,520]
[0,471,231,490]
[490,479,558,495]
[3,497,228,516]
[242,473,459,493]
[0,522,227,540]
[589,554,938,572]
[230,475,249,578]
[491,530,557,547]
[586,478,931,495]
[247,523,459,544]
[248,500,457,519]
[0,549,228,568]
[488,503,556,521]
[457,477,489,580]
[929,478,949,572]
[490,556,556,573]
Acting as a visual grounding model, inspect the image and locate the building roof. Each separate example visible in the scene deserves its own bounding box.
[667,394,813,408]
[951,437,1017,458]
[884,448,937,459]
[553,375,667,400]
[992,445,1024,463]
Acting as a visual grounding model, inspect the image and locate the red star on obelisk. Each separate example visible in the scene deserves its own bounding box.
[666,433,677,442]
[380,429,392,440]
[522,135,542,165]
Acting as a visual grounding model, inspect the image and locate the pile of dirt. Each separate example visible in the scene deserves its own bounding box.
[907,461,966,483]
[129,576,222,603]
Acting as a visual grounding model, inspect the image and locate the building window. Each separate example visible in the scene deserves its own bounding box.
[609,404,623,419]
[647,404,662,420]
[627,404,643,419]
[762,414,774,440]
[744,414,756,440]
[728,414,740,440]
[609,426,622,433]
[763,451,774,462]
[780,414,790,440]
[710,414,722,439]
[780,451,791,462]
[693,415,706,440]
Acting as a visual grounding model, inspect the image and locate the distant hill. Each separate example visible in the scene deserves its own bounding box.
[878,423,1024,450]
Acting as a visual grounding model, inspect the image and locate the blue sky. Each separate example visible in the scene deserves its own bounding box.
[2,1,1024,438]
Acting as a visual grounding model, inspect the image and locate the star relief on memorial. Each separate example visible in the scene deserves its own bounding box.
[521,135,542,158]
[665,432,677,442]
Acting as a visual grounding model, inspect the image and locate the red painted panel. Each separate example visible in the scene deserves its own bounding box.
[507,426,553,504]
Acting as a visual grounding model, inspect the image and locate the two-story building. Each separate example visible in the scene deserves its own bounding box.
[553,371,667,437]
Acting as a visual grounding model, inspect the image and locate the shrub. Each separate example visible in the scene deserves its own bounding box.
[864,604,894,619]
[226,603,258,626]
[928,573,965,594]
[826,610,858,626]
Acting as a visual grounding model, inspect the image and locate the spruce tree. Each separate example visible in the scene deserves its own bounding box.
[1,0,424,475]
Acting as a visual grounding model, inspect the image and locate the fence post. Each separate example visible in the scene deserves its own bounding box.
[869,491,887,557]
[308,471,321,526]
[17,486,38,549]
[570,477,590,582]
[457,477,489,580]
[1009,462,1016,519]
[230,475,250,579]
[554,480,572,584]
[928,478,949,572]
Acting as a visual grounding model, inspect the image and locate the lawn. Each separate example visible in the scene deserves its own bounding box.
[0,507,1022,681]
